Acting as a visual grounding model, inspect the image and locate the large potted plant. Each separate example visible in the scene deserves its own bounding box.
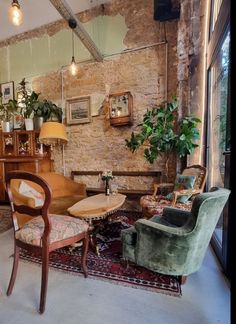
[125,97,201,181]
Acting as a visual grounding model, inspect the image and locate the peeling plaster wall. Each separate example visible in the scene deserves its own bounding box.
[0,14,128,84]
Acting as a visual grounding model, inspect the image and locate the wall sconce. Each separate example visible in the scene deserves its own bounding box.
[8,0,23,26]
[39,122,68,175]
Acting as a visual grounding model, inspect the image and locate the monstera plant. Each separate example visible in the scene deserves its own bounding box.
[125,97,201,181]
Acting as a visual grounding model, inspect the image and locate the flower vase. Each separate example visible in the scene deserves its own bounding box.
[105,179,110,196]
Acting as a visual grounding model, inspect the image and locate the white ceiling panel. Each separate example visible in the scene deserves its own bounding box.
[0,0,110,42]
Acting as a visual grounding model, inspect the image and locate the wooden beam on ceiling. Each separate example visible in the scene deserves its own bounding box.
[49,0,103,62]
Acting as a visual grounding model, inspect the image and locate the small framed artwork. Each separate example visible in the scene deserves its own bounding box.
[1,81,14,104]
[66,96,91,125]
[109,91,133,126]
[13,114,24,130]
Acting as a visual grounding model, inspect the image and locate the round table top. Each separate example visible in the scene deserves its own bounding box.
[67,193,126,221]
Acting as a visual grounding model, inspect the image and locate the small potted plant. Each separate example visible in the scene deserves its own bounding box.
[100,170,114,196]
[33,99,63,130]
[17,78,40,130]
[0,95,18,132]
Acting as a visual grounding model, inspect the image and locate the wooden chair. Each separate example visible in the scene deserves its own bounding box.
[140,165,208,218]
[5,171,89,314]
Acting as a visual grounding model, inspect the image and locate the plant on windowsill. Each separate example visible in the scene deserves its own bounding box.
[125,97,201,181]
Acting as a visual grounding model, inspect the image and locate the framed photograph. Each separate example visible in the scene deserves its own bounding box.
[66,96,91,125]
[1,81,14,104]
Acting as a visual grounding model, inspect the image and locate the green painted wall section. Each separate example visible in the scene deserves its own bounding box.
[0,14,128,89]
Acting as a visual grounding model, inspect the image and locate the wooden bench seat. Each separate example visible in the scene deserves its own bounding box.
[71,170,161,199]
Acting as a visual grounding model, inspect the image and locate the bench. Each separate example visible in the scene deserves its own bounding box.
[71,170,162,199]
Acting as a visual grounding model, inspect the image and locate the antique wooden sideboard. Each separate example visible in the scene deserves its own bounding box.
[0,130,53,202]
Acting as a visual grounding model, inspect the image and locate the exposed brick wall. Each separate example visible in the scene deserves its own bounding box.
[31,0,179,186]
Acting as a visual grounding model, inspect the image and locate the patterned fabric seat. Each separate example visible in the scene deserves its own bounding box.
[140,165,207,218]
[16,215,89,246]
[140,194,192,217]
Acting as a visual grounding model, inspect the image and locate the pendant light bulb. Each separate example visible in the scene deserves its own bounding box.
[70,56,78,76]
[8,0,23,26]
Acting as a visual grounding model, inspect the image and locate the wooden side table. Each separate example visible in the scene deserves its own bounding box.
[67,193,126,255]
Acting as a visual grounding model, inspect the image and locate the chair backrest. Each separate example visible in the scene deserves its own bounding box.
[5,171,52,232]
[185,187,230,273]
[182,165,207,191]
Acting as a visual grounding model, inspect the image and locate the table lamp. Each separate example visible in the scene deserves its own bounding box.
[39,122,68,175]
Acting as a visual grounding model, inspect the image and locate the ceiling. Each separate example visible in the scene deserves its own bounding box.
[0,0,110,42]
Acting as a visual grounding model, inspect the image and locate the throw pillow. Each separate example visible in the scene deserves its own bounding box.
[19,181,44,207]
[166,174,196,203]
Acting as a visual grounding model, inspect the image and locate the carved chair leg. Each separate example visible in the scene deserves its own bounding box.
[81,232,89,278]
[179,275,188,285]
[7,244,20,296]
[39,249,49,314]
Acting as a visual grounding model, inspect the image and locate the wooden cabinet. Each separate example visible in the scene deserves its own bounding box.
[0,130,53,201]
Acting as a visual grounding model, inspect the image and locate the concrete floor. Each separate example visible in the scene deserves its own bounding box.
[0,228,230,324]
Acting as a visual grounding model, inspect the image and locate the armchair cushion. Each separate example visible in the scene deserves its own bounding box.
[19,181,44,207]
[166,174,196,203]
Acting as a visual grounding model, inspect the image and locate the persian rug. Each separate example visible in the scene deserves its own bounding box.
[19,210,181,297]
[0,205,12,234]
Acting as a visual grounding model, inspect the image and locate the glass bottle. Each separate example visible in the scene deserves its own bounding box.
[105,179,110,196]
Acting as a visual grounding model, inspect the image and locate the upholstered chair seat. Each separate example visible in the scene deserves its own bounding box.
[16,215,89,246]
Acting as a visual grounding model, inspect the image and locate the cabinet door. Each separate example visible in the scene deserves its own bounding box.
[1,132,16,156]
[16,131,33,156]
[33,131,51,157]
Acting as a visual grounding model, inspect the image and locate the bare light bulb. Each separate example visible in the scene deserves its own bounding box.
[8,1,23,26]
[70,56,77,76]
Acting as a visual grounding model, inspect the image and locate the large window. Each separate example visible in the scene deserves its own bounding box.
[206,0,230,278]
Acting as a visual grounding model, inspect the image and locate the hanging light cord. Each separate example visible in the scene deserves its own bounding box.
[72,30,75,59]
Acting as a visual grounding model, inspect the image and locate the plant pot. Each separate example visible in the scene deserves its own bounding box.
[33,117,44,130]
[1,121,13,132]
[25,118,34,131]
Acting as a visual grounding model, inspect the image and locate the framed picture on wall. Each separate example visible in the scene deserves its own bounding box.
[66,96,91,125]
[1,81,14,104]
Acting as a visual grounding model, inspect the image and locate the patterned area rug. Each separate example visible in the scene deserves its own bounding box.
[19,210,181,297]
[0,205,12,234]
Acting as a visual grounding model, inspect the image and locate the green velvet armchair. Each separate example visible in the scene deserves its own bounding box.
[121,187,230,282]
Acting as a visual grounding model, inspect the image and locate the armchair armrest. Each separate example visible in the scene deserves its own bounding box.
[153,183,174,196]
[64,178,87,196]
[135,218,190,236]
[171,188,202,206]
